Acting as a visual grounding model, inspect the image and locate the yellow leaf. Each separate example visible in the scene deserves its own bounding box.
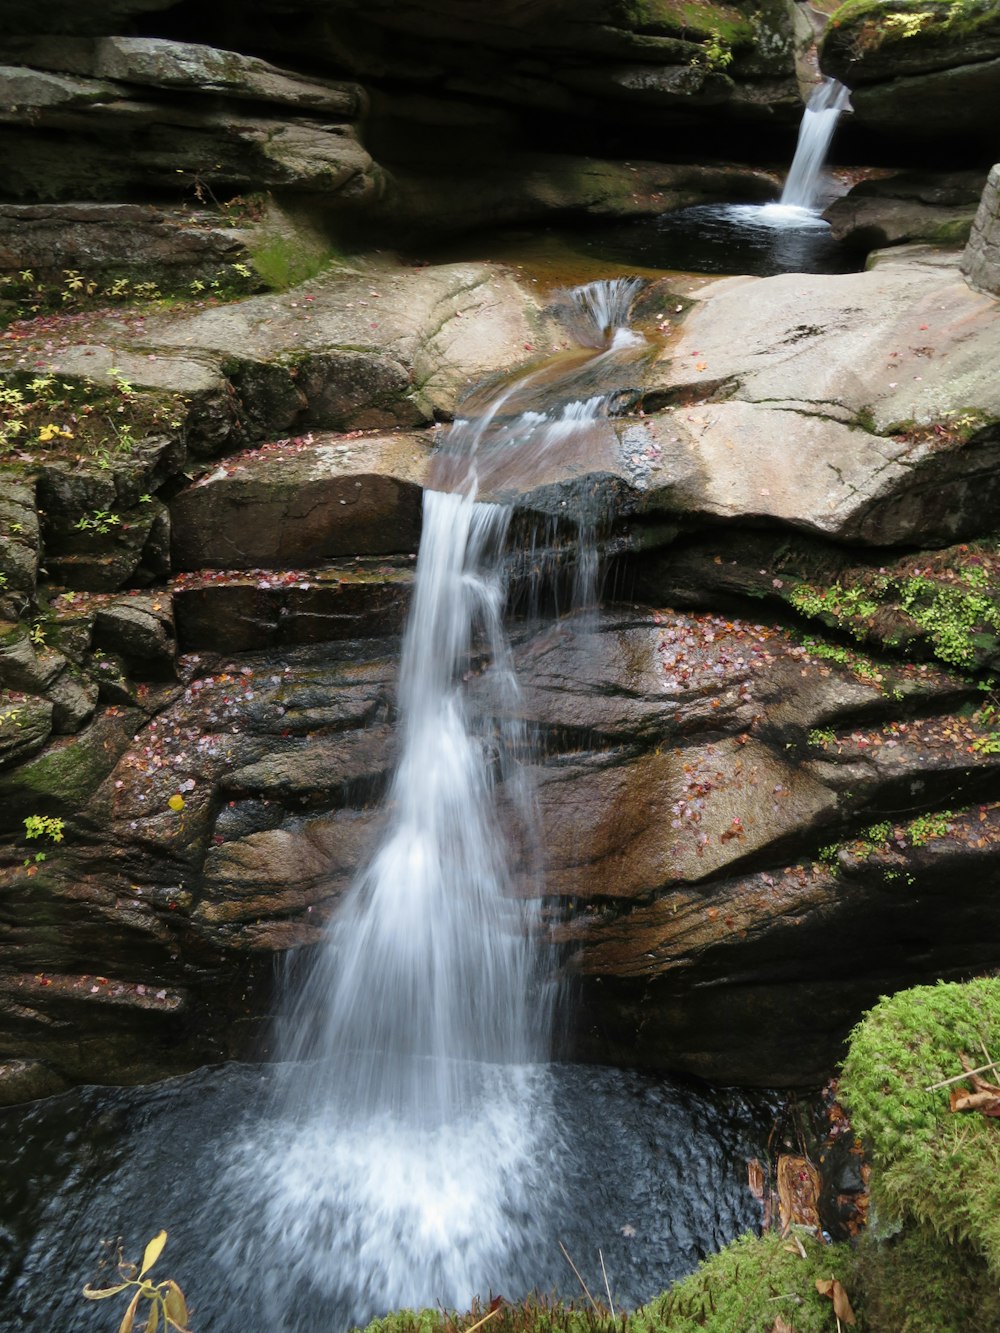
[167,794,185,812]
[147,1298,161,1333]
[140,1231,168,1277]
[118,1289,142,1333]
[163,1279,190,1331]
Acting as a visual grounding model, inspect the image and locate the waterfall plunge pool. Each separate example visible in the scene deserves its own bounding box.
[0,1061,780,1332]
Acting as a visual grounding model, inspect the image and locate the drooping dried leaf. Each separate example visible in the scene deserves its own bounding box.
[118,1289,142,1333]
[950,1089,1000,1116]
[146,1297,161,1333]
[82,1282,131,1301]
[777,1155,821,1232]
[770,1318,797,1333]
[139,1231,167,1278]
[815,1277,856,1325]
[163,1279,191,1330]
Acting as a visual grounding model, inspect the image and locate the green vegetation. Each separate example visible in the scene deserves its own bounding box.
[907,810,953,846]
[807,726,837,747]
[357,1232,856,1333]
[840,977,1000,1272]
[23,813,64,843]
[0,367,184,467]
[799,634,902,695]
[249,235,334,290]
[850,1226,1000,1333]
[827,0,1000,57]
[632,1231,856,1332]
[790,582,880,638]
[696,28,734,70]
[971,698,1000,754]
[786,551,1000,675]
[897,575,1000,669]
[0,261,261,325]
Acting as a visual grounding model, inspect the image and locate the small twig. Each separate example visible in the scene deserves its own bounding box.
[463,1309,501,1333]
[598,1249,616,1319]
[558,1241,601,1316]
[925,1058,1000,1092]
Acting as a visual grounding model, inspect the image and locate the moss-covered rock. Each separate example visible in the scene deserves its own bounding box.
[840,977,1000,1273]
[851,1226,1000,1333]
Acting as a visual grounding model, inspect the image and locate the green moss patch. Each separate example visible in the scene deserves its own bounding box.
[840,977,1000,1273]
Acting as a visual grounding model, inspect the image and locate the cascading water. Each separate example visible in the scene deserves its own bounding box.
[780,77,852,210]
[220,279,651,1327]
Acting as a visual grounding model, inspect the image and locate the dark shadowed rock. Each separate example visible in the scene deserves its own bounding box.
[172,562,413,653]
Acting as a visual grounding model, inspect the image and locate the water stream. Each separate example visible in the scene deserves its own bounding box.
[780,78,852,210]
[218,280,653,1324]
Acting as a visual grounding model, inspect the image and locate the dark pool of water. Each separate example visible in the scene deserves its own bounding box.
[0,1061,777,1332]
[578,203,861,276]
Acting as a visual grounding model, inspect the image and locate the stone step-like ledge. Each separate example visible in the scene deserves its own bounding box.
[172,560,414,652]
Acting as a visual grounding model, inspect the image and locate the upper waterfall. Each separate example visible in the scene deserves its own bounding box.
[780,77,852,210]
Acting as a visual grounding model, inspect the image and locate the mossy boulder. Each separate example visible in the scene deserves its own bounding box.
[821,0,1000,152]
[822,0,1000,84]
[840,977,1000,1273]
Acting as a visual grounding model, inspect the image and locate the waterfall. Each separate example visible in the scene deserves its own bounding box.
[221,279,647,1327]
[780,77,851,210]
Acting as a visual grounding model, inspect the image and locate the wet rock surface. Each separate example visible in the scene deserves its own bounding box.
[1,592,999,1093]
[1,234,999,1098]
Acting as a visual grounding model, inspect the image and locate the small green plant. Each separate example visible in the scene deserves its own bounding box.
[23,814,64,843]
[74,510,122,536]
[908,810,953,847]
[107,366,134,398]
[789,581,879,638]
[818,842,842,869]
[83,1231,192,1332]
[857,821,893,854]
[972,698,1000,754]
[807,727,837,747]
[698,27,734,71]
[898,575,1000,669]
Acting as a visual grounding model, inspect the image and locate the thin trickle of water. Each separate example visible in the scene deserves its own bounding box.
[780,77,851,209]
[221,278,648,1325]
